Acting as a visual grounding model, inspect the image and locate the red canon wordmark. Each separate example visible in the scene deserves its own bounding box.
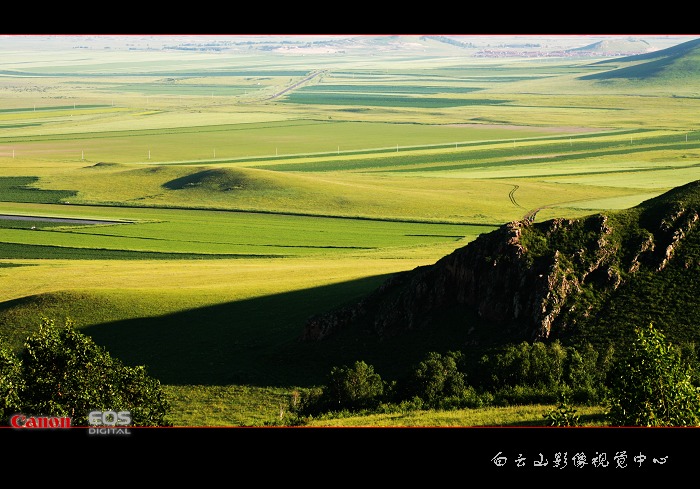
[10,414,72,428]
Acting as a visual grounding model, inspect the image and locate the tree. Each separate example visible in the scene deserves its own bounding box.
[0,342,24,421]
[406,351,467,407]
[323,360,385,411]
[3,317,171,426]
[606,323,700,426]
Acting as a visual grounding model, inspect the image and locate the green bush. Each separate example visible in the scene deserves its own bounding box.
[291,340,615,420]
[564,343,613,403]
[530,341,566,387]
[543,395,581,427]
[322,360,386,412]
[404,351,467,408]
[606,323,700,426]
[290,361,389,417]
[436,385,486,410]
[0,317,171,426]
[492,384,562,406]
[0,343,24,420]
[474,340,612,405]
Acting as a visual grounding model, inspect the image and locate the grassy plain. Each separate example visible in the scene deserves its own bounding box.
[161,386,607,427]
[1,35,699,426]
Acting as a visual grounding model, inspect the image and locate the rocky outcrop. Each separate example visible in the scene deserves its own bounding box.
[655,208,699,271]
[303,220,573,342]
[302,183,700,344]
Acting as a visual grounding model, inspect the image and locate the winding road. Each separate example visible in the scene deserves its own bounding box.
[508,185,523,208]
[508,184,543,223]
[262,70,327,101]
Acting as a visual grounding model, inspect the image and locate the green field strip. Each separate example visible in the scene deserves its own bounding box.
[49,227,378,250]
[281,92,510,108]
[0,120,642,167]
[0,104,113,114]
[480,161,700,180]
[0,229,299,255]
[53,215,474,249]
[0,242,282,260]
[100,83,264,96]
[0,107,130,123]
[327,70,557,83]
[0,123,42,129]
[417,161,700,182]
[1,68,311,77]
[66,70,311,79]
[0,227,258,254]
[558,192,667,210]
[0,199,501,227]
[0,201,146,223]
[180,128,624,167]
[547,167,700,190]
[504,104,627,111]
[0,214,126,229]
[0,119,335,144]
[296,84,483,94]
[250,132,692,173]
[178,128,627,167]
[0,205,481,257]
[380,145,700,176]
[0,119,576,147]
[421,141,700,173]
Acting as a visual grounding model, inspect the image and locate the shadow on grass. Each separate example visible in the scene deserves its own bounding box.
[81,272,473,388]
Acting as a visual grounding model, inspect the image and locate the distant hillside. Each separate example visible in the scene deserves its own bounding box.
[568,38,653,55]
[580,37,700,80]
[303,180,700,354]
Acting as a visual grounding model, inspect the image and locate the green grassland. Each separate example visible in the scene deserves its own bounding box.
[1,36,699,426]
[161,387,607,426]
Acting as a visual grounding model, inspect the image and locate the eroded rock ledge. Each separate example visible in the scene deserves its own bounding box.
[302,192,700,343]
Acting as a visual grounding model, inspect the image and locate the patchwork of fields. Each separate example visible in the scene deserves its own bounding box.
[2,35,700,425]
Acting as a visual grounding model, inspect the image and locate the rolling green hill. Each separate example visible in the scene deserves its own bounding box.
[580,37,700,80]
[569,38,653,55]
[301,180,700,360]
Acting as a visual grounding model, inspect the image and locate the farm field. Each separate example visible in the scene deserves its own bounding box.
[2,34,700,427]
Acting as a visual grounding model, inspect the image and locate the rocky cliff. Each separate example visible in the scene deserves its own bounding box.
[302,180,700,344]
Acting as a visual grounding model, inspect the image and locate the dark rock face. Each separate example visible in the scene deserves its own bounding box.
[303,220,558,342]
[301,186,700,344]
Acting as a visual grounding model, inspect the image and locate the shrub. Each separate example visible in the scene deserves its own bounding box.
[3,317,171,426]
[543,395,581,427]
[492,384,561,406]
[322,360,386,412]
[290,386,325,418]
[0,342,24,420]
[606,323,700,426]
[405,351,467,408]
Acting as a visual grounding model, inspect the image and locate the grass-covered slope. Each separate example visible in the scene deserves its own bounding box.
[580,37,700,80]
[568,180,700,346]
[301,180,700,362]
[568,38,653,55]
[514,180,700,347]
